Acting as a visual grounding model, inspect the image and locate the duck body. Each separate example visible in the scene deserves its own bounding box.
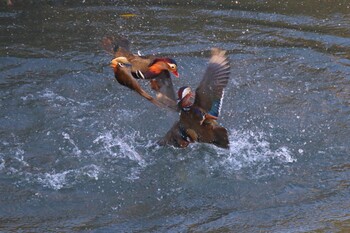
[103,36,179,108]
[102,36,178,79]
[159,48,231,149]
[159,106,229,149]
[110,57,165,108]
[158,121,190,148]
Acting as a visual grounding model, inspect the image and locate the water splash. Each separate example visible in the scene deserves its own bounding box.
[93,130,145,166]
[205,129,296,179]
[36,165,101,190]
[39,89,67,105]
[0,156,5,171]
[39,88,90,107]
[38,170,70,190]
[227,130,295,164]
[62,132,82,156]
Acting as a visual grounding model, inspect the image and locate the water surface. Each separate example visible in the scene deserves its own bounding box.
[1,1,350,232]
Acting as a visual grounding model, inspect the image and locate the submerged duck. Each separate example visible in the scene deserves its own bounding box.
[103,36,179,105]
[159,48,231,149]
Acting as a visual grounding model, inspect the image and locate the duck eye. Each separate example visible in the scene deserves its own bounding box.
[168,63,176,70]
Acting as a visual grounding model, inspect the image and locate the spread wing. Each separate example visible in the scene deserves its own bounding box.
[151,71,178,111]
[102,36,131,56]
[104,36,178,111]
[194,48,230,117]
[102,36,153,72]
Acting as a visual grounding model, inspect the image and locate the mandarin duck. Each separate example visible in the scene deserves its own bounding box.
[110,57,165,108]
[159,48,231,149]
[102,36,179,107]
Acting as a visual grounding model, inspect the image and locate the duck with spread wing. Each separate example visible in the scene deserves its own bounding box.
[104,36,179,107]
[159,48,231,149]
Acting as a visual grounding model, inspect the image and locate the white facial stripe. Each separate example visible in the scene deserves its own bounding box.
[167,63,176,69]
[182,87,191,99]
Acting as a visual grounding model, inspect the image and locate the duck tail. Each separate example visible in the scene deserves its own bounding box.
[137,88,167,109]
[213,126,229,149]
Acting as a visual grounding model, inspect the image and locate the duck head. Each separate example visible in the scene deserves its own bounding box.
[177,86,194,110]
[110,57,134,85]
[110,57,132,72]
[149,58,179,78]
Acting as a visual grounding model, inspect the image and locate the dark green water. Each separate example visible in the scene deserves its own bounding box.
[1,1,350,232]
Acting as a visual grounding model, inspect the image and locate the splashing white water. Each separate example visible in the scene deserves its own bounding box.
[62,132,82,156]
[38,170,70,190]
[0,156,5,171]
[37,164,101,190]
[226,130,295,165]
[207,129,296,178]
[39,88,90,107]
[93,130,145,166]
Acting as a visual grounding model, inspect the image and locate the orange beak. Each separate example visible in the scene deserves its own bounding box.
[110,58,118,69]
[172,70,179,78]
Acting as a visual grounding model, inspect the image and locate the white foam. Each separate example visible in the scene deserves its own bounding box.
[39,89,66,102]
[62,132,82,156]
[93,130,145,166]
[39,88,89,107]
[0,156,5,171]
[37,164,101,190]
[38,170,70,190]
[209,129,296,178]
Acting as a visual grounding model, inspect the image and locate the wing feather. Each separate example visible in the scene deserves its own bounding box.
[151,71,178,111]
[194,48,230,117]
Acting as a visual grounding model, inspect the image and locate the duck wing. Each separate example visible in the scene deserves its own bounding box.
[102,36,131,56]
[116,66,167,109]
[102,36,154,73]
[194,48,230,118]
[151,71,178,111]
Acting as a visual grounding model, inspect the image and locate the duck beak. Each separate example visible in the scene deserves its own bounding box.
[110,58,118,68]
[172,70,179,78]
